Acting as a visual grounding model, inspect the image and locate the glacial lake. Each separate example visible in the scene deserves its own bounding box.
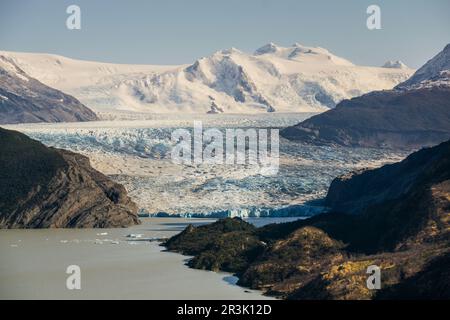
[0,217,291,300]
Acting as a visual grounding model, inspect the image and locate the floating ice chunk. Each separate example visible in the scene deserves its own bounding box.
[126,234,143,239]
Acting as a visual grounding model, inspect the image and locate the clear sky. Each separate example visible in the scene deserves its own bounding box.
[0,0,449,68]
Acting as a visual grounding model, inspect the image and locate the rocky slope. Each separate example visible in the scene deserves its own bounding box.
[396,44,450,90]
[0,128,139,228]
[0,55,98,124]
[164,140,450,299]
[281,44,450,150]
[0,44,412,115]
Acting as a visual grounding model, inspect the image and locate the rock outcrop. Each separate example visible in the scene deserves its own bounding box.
[0,128,139,228]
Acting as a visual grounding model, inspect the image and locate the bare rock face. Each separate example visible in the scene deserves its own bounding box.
[0,128,139,228]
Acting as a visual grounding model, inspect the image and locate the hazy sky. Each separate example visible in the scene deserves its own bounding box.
[0,0,449,68]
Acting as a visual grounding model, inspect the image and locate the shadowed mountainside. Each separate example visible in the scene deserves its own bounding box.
[281,87,450,149]
[0,128,139,228]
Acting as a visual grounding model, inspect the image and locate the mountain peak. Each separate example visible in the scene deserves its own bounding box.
[212,47,243,57]
[254,43,279,55]
[396,43,450,90]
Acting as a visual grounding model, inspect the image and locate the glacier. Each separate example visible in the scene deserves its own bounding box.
[5,114,409,218]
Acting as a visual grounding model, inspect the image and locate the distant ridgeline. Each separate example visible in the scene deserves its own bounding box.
[165,139,450,299]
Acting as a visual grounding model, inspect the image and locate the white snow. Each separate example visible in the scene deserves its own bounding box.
[0,44,413,116]
[382,60,409,69]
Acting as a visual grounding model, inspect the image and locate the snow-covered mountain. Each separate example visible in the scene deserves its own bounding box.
[0,55,97,124]
[396,44,450,90]
[0,44,414,115]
